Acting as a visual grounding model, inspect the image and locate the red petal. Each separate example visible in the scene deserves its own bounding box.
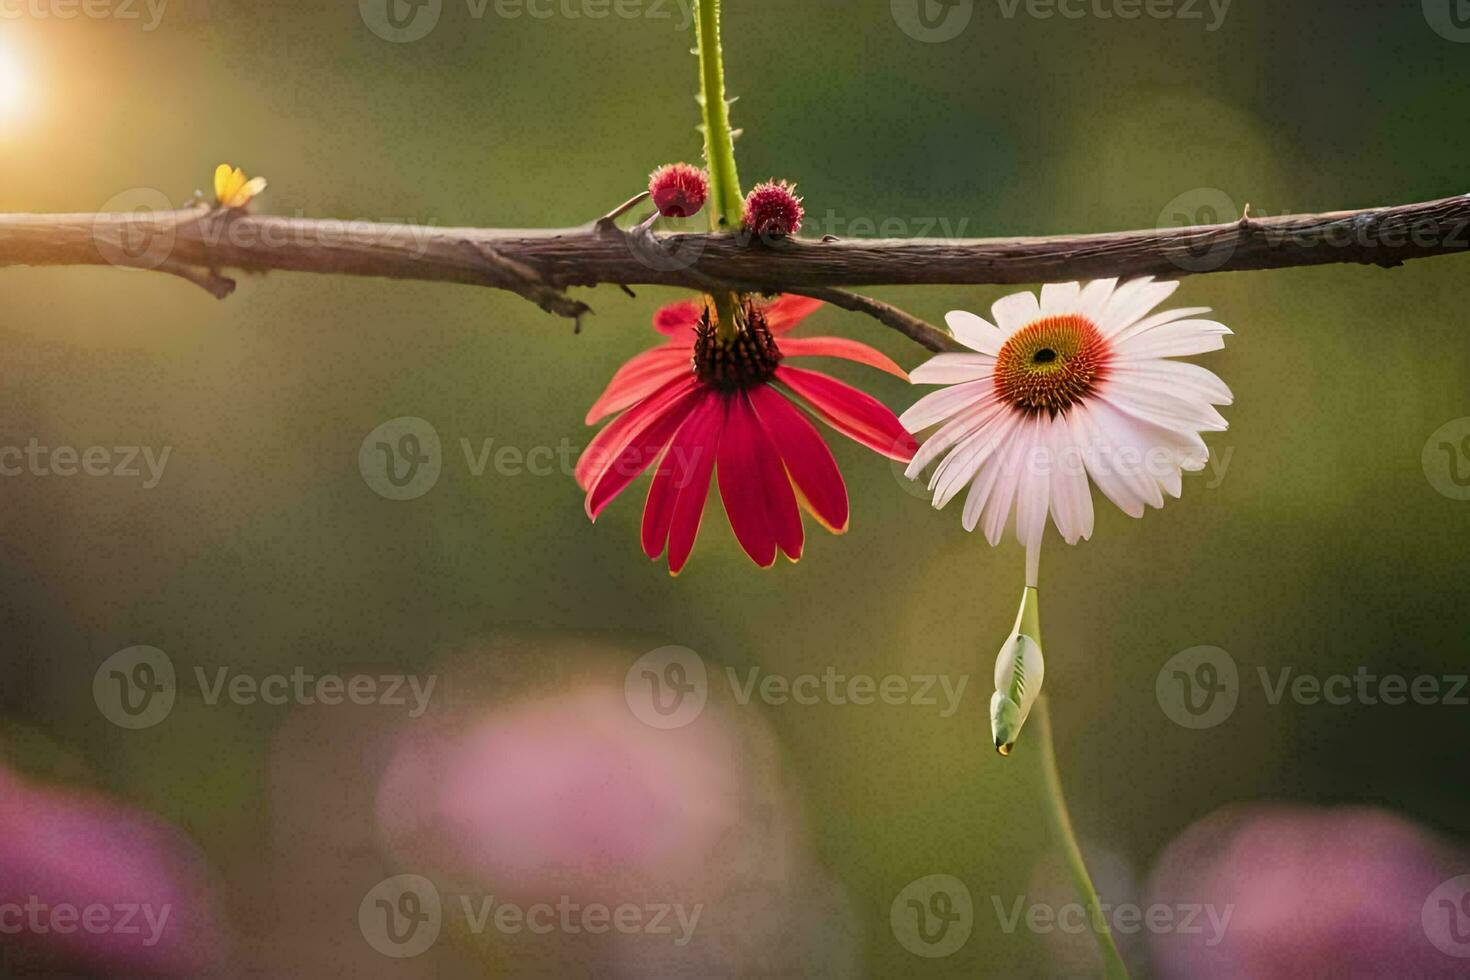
[778,336,909,380]
[577,375,696,490]
[585,345,692,425]
[746,391,804,561]
[642,392,721,560]
[653,298,707,341]
[717,394,778,568]
[585,387,701,519]
[747,384,849,534]
[667,395,725,575]
[763,295,824,334]
[775,366,918,462]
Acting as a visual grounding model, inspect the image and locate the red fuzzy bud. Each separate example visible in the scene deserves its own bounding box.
[742,180,804,238]
[648,163,709,218]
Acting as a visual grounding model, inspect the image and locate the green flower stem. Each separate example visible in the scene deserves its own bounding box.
[693,0,742,338]
[694,0,743,232]
[1034,696,1131,979]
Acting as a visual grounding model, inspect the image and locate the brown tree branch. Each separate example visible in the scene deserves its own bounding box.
[2,193,1466,351]
[787,287,964,353]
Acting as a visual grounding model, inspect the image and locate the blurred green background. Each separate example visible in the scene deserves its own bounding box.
[2,0,1469,975]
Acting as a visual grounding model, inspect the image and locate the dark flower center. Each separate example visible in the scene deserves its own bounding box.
[693,303,783,388]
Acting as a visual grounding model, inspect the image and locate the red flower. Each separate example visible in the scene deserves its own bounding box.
[578,295,917,574]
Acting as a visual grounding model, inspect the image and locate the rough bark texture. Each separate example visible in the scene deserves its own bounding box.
[2,192,1467,351]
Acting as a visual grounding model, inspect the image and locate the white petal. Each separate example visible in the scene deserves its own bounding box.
[1099,385,1229,434]
[1045,416,1093,544]
[983,422,1033,546]
[1109,359,1234,407]
[945,310,1006,355]
[1068,406,1145,519]
[1113,319,1231,359]
[1108,306,1212,347]
[1085,400,1167,510]
[910,353,996,385]
[1015,416,1051,553]
[958,412,1025,531]
[906,398,1001,479]
[1097,277,1181,337]
[1039,281,1081,317]
[900,378,993,432]
[1076,278,1119,323]
[1089,396,1212,506]
[931,412,1014,508]
[991,290,1042,336]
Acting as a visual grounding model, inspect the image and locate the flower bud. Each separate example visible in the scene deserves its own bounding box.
[648,163,710,218]
[742,179,804,238]
[991,587,1044,756]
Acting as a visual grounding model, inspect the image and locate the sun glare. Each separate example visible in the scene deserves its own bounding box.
[0,41,30,123]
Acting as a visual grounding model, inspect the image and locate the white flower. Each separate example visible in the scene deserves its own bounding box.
[901,277,1233,584]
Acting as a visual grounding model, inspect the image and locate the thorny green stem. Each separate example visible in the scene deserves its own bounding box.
[694,0,743,339]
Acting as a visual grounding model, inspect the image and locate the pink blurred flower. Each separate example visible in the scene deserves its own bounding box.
[0,766,225,976]
[1146,803,1469,978]
[374,685,781,904]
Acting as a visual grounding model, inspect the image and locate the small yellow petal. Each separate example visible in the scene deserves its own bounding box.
[237,176,267,205]
[213,163,233,202]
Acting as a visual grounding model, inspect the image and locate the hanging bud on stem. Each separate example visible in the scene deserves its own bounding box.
[991,586,1045,756]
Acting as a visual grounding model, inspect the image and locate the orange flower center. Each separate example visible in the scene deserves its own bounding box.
[994,315,1110,415]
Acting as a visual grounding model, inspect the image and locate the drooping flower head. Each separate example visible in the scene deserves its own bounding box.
[579,295,916,574]
[902,277,1233,585]
[648,163,709,218]
[742,180,804,238]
